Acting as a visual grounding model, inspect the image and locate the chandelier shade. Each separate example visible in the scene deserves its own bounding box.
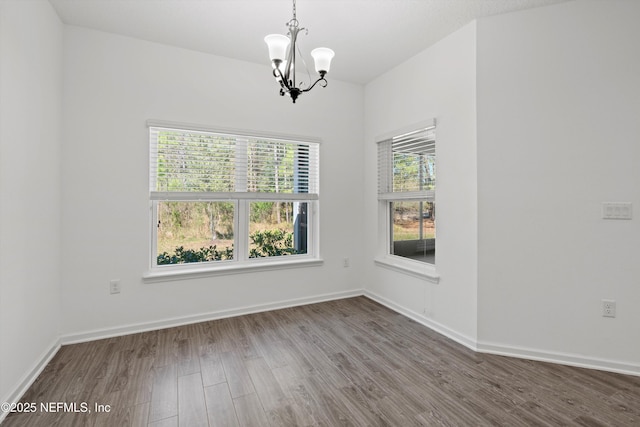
[310,48,335,73]
[264,34,290,62]
[264,0,334,103]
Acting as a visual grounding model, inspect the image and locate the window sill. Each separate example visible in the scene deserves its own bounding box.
[374,256,440,283]
[143,257,324,283]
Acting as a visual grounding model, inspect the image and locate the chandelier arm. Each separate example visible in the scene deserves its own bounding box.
[301,75,328,93]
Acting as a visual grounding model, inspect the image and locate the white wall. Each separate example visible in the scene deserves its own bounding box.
[60,27,365,338]
[0,0,63,406]
[363,22,478,344]
[4,1,638,409]
[477,0,640,372]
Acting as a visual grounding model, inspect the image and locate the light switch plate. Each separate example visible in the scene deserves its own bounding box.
[602,202,632,220]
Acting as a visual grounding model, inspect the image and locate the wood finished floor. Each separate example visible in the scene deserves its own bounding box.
[3,296,640,426]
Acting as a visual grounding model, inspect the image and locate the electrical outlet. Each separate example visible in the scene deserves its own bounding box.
[110,279,121,294]
[602,299,616,318]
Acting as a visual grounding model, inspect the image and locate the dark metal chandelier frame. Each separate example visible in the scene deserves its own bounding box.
[264,0,334,103]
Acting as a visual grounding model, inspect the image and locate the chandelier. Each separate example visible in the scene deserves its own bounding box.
[264,0,335,103]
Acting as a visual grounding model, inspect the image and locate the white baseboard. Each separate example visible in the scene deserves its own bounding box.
[478,341,640,377]
[61,289,364,345]
[364,289,640,378]
[364,290,478,351]
[0,338,61,424]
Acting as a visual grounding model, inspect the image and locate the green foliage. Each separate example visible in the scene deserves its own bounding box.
[157,245,233,265]
[249,229,299,258]
[158,201,234,244]
[250,201,275,223]
[157,229,299,265]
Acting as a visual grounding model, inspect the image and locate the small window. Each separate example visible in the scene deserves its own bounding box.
[378,123,436,265]
[148,123,320,274]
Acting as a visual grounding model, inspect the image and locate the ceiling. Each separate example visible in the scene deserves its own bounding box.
[49,0,569,85]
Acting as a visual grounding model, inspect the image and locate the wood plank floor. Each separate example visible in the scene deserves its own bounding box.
[3,296,640,426]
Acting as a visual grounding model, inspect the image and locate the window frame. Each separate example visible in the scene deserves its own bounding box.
[143,120,322,281]
[374,119,439,283]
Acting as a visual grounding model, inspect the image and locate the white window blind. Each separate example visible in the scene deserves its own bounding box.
[150,126,319,201]
[377,125,436,201]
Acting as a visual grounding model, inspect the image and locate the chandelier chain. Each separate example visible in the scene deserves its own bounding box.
[288,0,299,28]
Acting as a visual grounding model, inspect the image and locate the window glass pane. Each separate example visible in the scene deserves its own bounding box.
[156,201,234,265]
[247,141,314,194]
[390,200,435,264]
[154,130,236,192]
[249,201,308,258]
[392,150,435,192]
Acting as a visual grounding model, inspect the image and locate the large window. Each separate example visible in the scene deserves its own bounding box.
[378,123,436,265]
[148,123,319,275]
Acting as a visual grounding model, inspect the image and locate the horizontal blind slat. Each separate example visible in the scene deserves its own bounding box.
[377,124,436,200]
[150,191,319,201]
[378,190,435,201]
[150,126,319,196]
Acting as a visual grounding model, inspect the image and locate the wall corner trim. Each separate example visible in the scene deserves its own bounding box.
[364,290,477,350]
